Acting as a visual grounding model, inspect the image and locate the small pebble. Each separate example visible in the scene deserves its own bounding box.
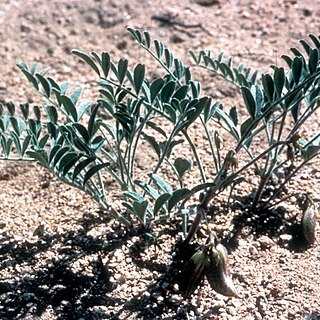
[249,245,258,256]
[258,235,274,249]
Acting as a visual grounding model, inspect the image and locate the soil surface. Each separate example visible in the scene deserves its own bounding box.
[0,0,320,319]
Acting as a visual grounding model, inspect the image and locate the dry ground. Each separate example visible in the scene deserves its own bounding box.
[0,0,320,319]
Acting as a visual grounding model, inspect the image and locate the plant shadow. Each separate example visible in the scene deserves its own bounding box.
[114,238,203,320]
[0,211,204,320]
[0,199,313,319]
[0,211,130,320]
[216,195,312,253]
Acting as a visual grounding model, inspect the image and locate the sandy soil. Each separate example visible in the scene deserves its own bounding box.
[0,0,320,319]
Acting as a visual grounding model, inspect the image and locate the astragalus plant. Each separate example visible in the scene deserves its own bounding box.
[0,28,319,297]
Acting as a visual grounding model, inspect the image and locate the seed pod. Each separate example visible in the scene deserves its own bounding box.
[214,131,223,150]
[180,249,210,298]
[230,155,238,172]
[302,204,317,244]
[223,150,238,172]
[286,144,295,165]
[291,132,303,150]
[206,244,239,297]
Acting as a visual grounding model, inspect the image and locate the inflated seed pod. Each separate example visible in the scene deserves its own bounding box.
[206,244,239,297]
[302,204,317,244]
[223,150,238,172]
[180,249,210,298]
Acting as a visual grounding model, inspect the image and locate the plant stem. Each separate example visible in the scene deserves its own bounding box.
[184,206,205,244]
[201,117,219,173]
[194,63,245,89]
[262,151,320,209]
[142,128,177,197]
[251,175,268,210]
[182,129,206,183]
[263,191,311,211]
[0,157,34,161]
[97,198,132,227]
[181,141,287,209]
[252,114,281,210]
[129,107,154,179]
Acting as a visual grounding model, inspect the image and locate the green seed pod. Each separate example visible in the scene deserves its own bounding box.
[180,249,210,298]
[205,244,239,297]
[302,205,317,244]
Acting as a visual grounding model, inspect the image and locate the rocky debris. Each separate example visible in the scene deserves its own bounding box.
[0,0,320,319]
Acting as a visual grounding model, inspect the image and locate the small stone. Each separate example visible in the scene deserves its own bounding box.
[116,40,127,50]
[227,306,237,316]
[231,299,242,308]
[258,235,274,249]
[114,249,124,262]
[22,292,35,301]
[219,312,229,318]
[214,300,226,308]
[33,224,45,237]
[170,294,181,304]
[241,11,251,18]
[301,8,312,16]
[61,300,71,307]
[41,181,50,189]
[287,308,296,318]
[249,245,258,256]
[170,34,184,44]
[254,312,263,320]
[173,283,180,292]
[20,23,31,33]
[247,303,255,310]
[277,13,287,22]
[125,257,132,263]
[279,234,292,242]
[214,224,226,233]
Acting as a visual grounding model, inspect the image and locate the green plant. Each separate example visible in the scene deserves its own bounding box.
[1,31,212,227]
[1,28,319,297]
[182,33,320,242]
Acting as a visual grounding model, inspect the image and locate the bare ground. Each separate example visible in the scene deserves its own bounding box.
[0,0,320,319]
